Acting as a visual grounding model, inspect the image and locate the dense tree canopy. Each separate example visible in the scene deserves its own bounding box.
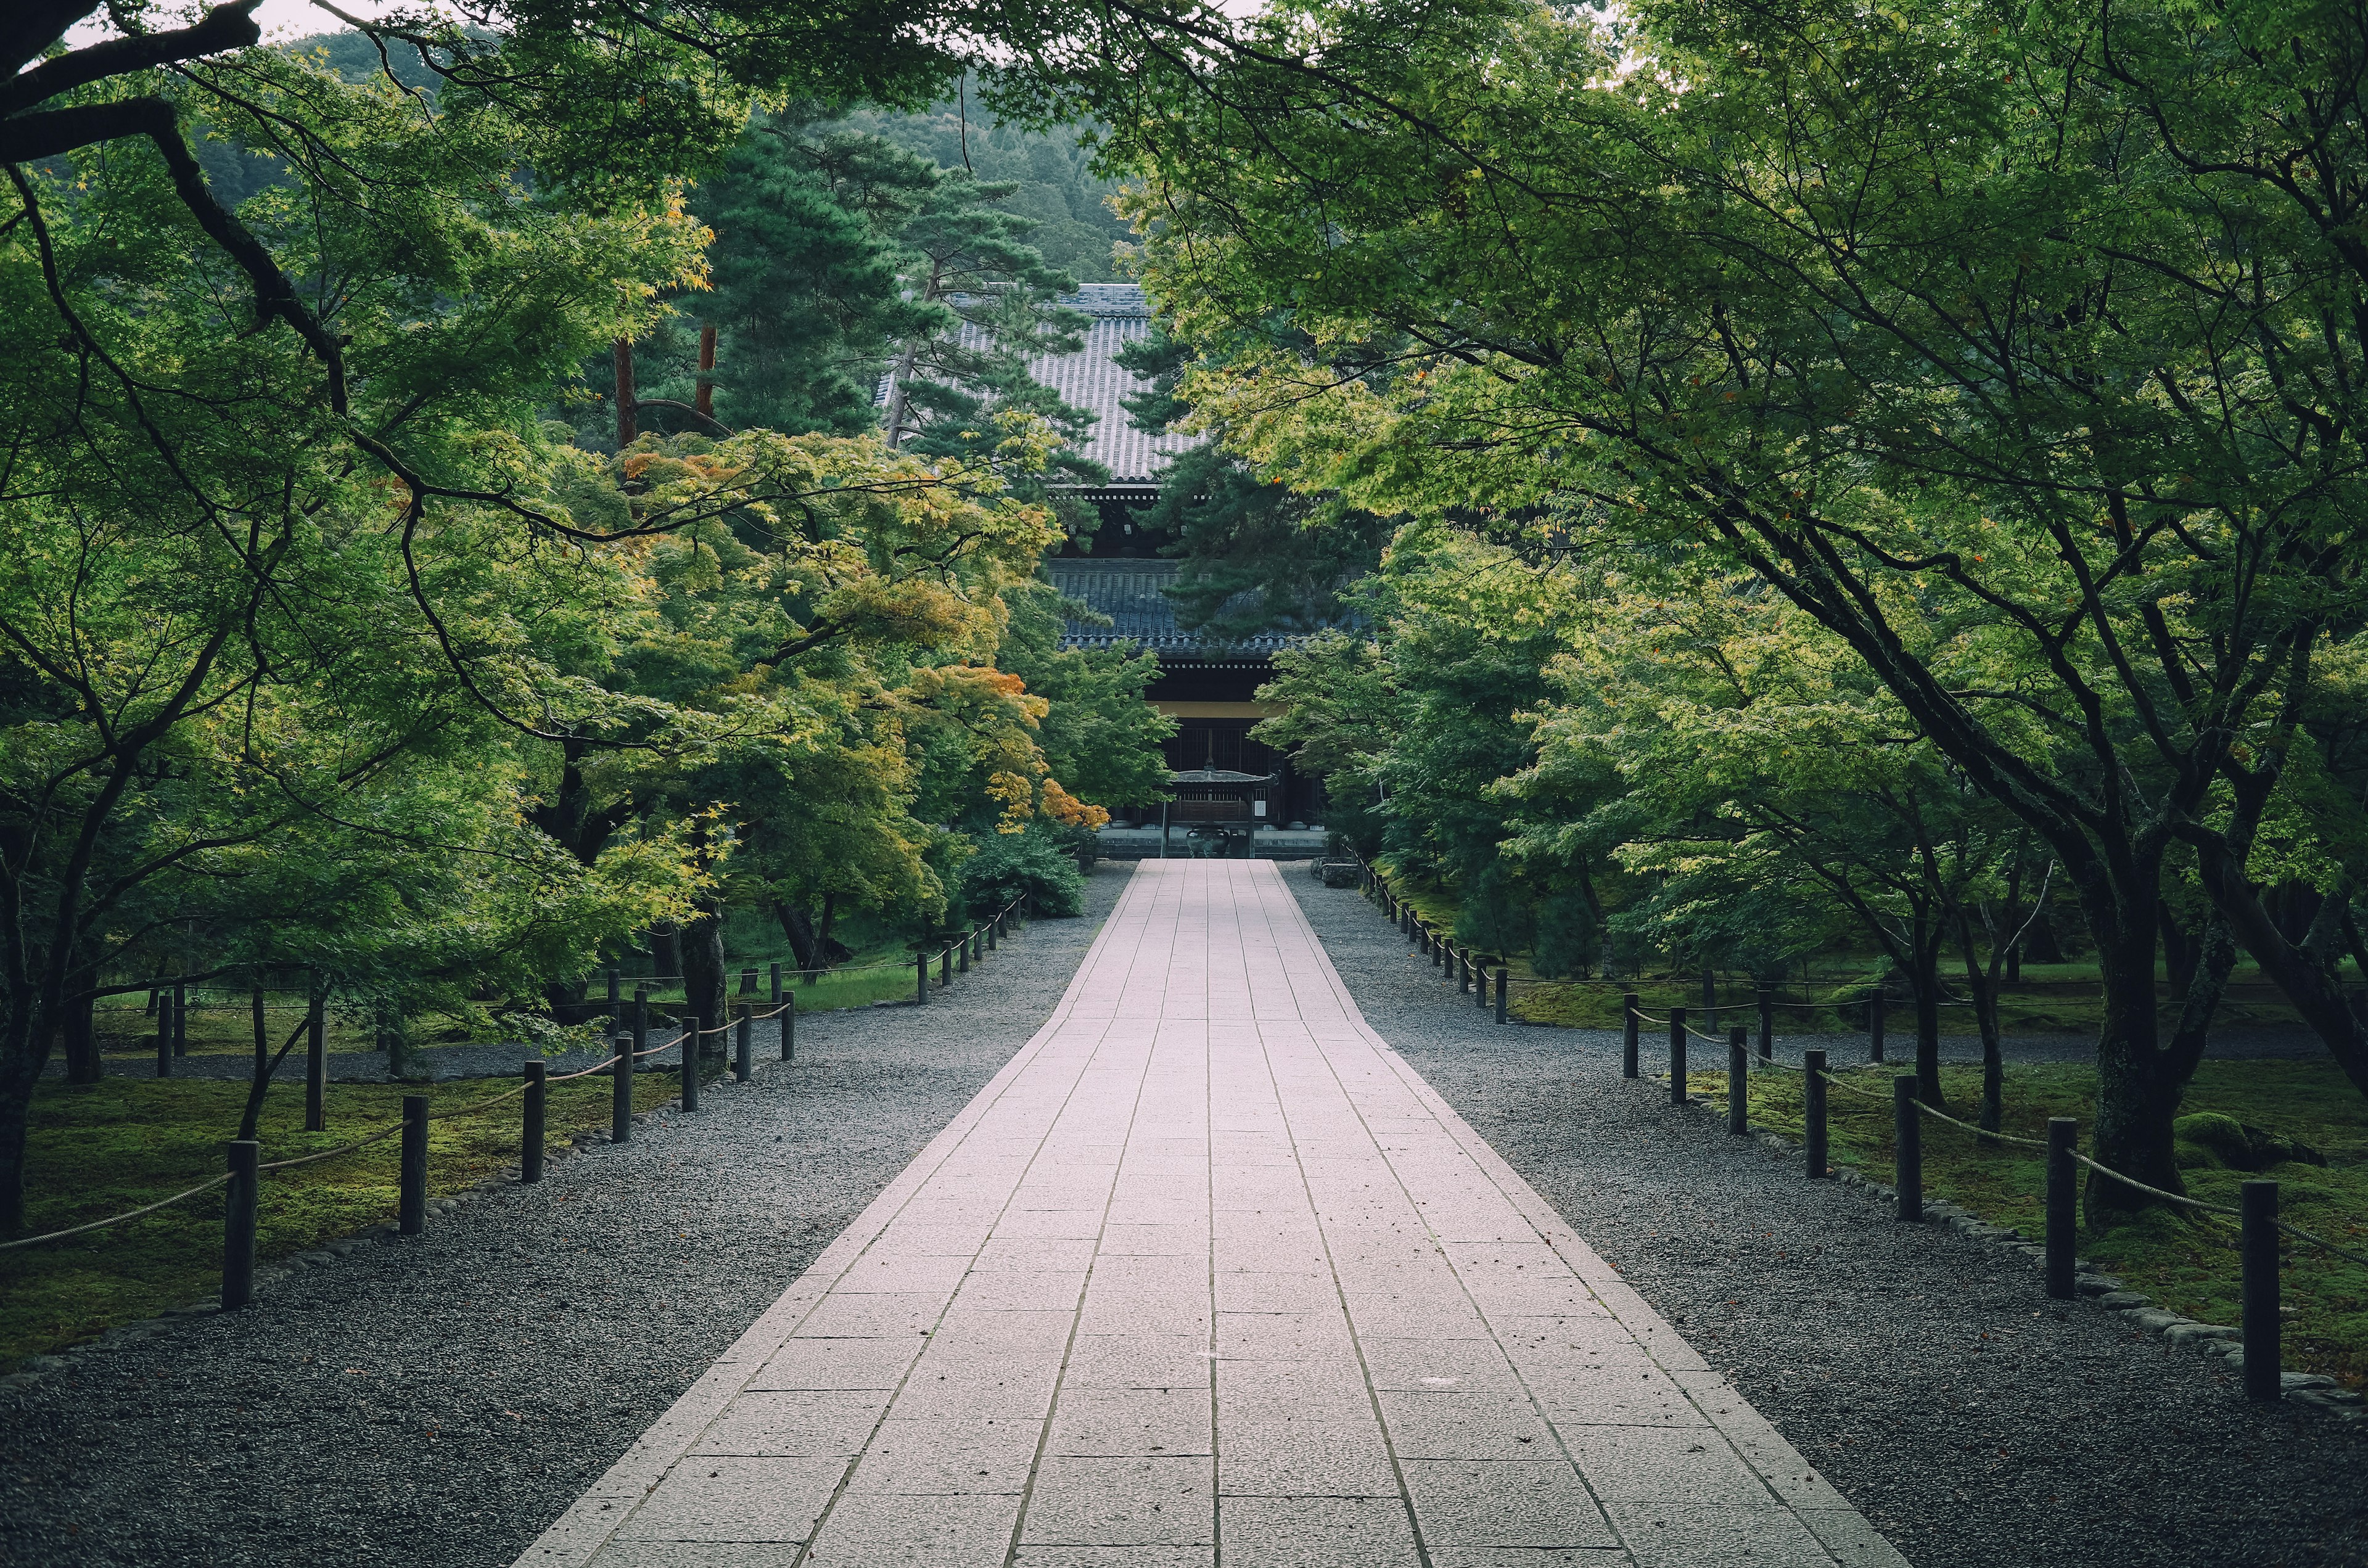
[1082,0,2368,1204]
[0,0,1177,1231]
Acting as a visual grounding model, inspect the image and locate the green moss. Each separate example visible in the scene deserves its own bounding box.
[0,1071,680,1368]
[1685,1059,2368,1390]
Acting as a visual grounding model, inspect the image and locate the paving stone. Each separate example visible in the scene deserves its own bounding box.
[1218,1495,1418,1566]
[686,1391,888,1456]
[794,1492,1019,1567]
[839,1413,1037,1491]
[611,1457,843,1543]
[1048,1385,1215,1457]
[1375,1390,1560,1459]
[1399,1459,1621,1549]
[587,1545,804,1567]
[1600,1500,1837,1567]
[1021,1455,1215,1546]
[512,863,1900,1568]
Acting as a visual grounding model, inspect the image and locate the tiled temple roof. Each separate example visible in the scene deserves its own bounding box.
[1045,558,1306,659]
[1029,286,1199,486]
[881,284,1200,485]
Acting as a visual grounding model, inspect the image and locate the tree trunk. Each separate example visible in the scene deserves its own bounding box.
[648,924,683,982]
[773,898,822,972]
[682,902,728,1062]
[2084,922,2188,1221]
[0,1090,28,1236]
[1910,917,1946,1110]
[2192,837,2368,1101]
[60,993,100,1085]
[2022,908,2066,964]
[1951,926,2004,1134]
[2162,915,2236,1087]
[2158,901,2198,998]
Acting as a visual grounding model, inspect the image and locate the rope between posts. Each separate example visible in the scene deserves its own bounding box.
[1778,1064,2368,1271]
[1359,854,2368,1288]
[0,1175,235,1250]
[0,1031,699,1252]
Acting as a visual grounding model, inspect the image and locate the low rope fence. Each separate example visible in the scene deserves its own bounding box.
[1345,852,2362,1405]
[3,897,1035,1313]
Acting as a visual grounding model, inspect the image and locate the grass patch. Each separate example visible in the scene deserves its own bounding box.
[1510,975,2335,1035]
[92,941,957,1062]
[0,1069,681,1368]
[1682,1059,2368,1387]
[625,958,922,1015]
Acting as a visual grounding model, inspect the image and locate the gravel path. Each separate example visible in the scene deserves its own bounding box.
[1289,871,2368,1568]
[0,866,1131,1568]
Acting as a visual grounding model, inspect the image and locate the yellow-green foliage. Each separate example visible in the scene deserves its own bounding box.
[1698,1061,2367,1389]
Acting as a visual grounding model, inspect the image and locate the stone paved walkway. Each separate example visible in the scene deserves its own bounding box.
[514,861,1910,1568]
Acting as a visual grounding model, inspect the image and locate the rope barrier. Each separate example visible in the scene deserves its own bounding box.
[9,909,992,1259]
[1782,1062,2368,1269]
[0,1030,702,1252]
[0,1175,234,1251]
[1359,855,2368,1310]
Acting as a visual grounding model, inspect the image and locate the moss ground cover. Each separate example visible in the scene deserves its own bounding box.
[13,928,1026,1366]
[89,940,932,1061]
[1684,1059,2368,1389]
[0,1070,681,1368]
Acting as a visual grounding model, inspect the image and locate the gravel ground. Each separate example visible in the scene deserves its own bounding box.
[0,865,1129,1568]
[1288,869,2368,1568]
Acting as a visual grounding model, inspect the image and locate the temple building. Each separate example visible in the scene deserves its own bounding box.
[1027,285,1330,858]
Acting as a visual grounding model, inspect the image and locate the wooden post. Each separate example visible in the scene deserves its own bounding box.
[1804,1050,1828,1178]
[734,1006,753,1083]
[2241,1180,2282,1400]
[522,1061,546,1183]
[304,981,327,1133]
[1893,1075,1922,1221]
[1622,993,1640,1079]
[694,322,717,419]
[399,1096,428,1234]
[1668,1006,1688,1106]
[2045,1118,2077,1297]
[612,1032,634,1145]
[1494,967,1507,1024]
[917,953,929,1006]
[613,337,637,447]
[739,966,757,997]
[223,1139,259,1309]
[1727,1026,1748,1136]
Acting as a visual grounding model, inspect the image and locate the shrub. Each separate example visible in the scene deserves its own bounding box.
[959,825,1086,921]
